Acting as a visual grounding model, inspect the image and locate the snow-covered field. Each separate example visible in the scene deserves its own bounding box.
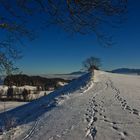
[0,85,52,101]
[0,101,28,113]
[0,71,140,140]
[0,91,51,114]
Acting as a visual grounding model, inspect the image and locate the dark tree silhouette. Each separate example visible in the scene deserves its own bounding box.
[22,88,29,101]
[83,56,101,72]
[0,0,127,73]
[4,74,70,89]
[0,37,21,75]
[7,86,14,100]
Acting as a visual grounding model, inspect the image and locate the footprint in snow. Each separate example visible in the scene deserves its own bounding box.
[132,109,139,116]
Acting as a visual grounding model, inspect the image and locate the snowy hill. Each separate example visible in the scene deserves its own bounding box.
[1,71,140,140]
[0,72,93,139]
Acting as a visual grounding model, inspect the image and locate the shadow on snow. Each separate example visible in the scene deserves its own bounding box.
[0,73,90,130]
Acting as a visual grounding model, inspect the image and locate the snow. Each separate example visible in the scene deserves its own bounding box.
[17,85,37,91]
[0,85,52,101]
[0,85,37,98]
[57,81,68,86]
[0,101,28,113]
[0,71,140,140]
[0,85,37,91]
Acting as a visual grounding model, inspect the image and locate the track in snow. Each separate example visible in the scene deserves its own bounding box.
[84,75,140,140]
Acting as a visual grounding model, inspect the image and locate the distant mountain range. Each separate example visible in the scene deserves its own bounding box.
[111,68,140,75]
[68,71,86,75]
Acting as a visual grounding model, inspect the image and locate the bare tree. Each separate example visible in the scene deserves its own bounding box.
[0,37,21,75]
[0,0,127,73]
[30,1,126,45]
[0,0,127,43]
[83,56,101,72]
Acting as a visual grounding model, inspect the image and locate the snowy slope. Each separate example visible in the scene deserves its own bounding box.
[0,72,93,139]
[1,71,140,140]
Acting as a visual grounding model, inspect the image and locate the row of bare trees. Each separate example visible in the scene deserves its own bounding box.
[0,87,41,101]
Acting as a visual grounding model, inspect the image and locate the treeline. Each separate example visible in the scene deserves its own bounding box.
[4,74,70,90]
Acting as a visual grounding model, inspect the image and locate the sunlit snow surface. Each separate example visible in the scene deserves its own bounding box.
[1,71,140,140]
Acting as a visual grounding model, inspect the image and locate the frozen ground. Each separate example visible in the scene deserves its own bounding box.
[0,101,28,113]
[0,91,51,113]
[1,71,140,140]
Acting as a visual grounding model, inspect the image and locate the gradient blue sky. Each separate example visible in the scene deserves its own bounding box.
[17,1,140,74]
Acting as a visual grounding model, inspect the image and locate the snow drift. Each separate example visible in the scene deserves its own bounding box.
[0,72,93,134]
[1,71,140,140]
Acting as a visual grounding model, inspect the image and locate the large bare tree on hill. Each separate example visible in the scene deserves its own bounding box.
[83,56,101,72]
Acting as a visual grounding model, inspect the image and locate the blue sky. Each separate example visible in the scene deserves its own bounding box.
[15,1,140,74]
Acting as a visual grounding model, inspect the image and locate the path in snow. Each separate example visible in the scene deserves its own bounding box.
[85,72,140,140]
[1,71,140,140]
